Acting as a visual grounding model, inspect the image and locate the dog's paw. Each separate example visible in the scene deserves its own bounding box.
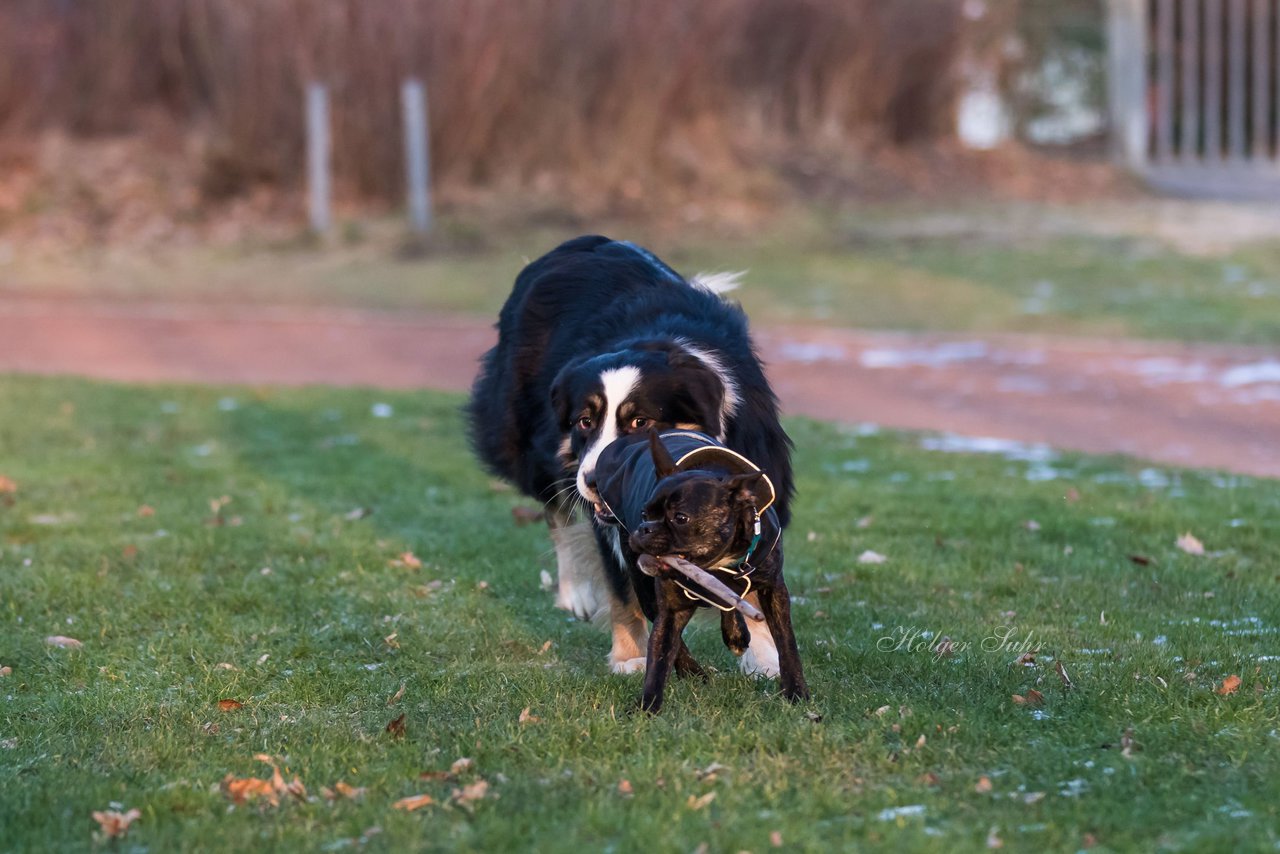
[739,644,780,678]
[555,577,606,622]
[610,656,647,675]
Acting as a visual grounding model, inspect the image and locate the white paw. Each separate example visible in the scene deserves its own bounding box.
[610,656,647,675]
[556,576,606,622]
[740,643,780,678]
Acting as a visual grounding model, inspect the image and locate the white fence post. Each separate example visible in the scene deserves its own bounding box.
[1106,0,1148,171]
[307,82,331,234]
[401,78,432,234]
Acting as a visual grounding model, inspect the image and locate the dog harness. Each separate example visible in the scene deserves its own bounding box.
[594,430,780,610]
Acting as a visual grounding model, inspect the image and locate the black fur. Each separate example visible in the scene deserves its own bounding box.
[468,234,794,525]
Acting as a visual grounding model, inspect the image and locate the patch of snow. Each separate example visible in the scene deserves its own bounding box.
[860,341,988,369]
[1058,779,1089,797]
[1219,360,1280,387]
[996,375,1051,395]
[1137,469,1172,489]
[920,433,1056,463]
[777,342,847,364]
[1128,358,1211,385]
[877,805,926,821]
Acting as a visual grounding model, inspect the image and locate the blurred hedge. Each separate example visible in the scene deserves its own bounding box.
[0,0,969,204]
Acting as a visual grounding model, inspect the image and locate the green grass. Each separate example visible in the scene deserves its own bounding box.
[1,375,1278,852]
[7,203,1280,344]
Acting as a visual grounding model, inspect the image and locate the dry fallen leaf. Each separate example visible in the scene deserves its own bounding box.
[0,665,11,677]
[1128,554,1154,566]
[617,779,633,797]
[321,781,367,801]
[91,808,141,839]
[0,475,16,494]
[45,636,83,649]
[770,831,784,847]
[255,755,307,802]
[221,774,280,806]
[975,776,993,793]
[392,793,435,812]
[1023,791,1045,804]
[215,662,237,671]
[511,506,542,526]
[220,754,307,807]
[1025,689,1045,706]
[452,780,490,809]
[686,791,716,811]
[1217,674,1242,696]
[1015,652,1037,667]
[696,762,729,782]
[1055,660,1075,690]
[518,707,540,725]
[450,757,474,775]
[1176,532,1205,556]
[217,699,244,712]
[873,705,891,717]
[389,552,423,570]
[385,713,406,738]
[137,504,155,517]
[387,683,406,706]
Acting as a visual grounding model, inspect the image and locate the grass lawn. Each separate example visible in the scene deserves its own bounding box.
[1,375,1278,852]
[6,203,1280,345]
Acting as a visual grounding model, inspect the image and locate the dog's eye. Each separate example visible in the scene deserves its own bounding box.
[629,416,651,430]
[673,512,689,526]
[576,416,594,431]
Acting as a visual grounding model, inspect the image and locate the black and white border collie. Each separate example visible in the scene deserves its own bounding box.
[468,235,794,675]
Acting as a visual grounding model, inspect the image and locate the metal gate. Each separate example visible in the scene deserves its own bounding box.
[1108,0,1280,198]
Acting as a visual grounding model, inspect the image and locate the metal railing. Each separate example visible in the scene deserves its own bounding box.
[1108,0,1280,198]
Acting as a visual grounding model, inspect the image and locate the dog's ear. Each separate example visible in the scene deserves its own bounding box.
[549,362,579,431]
[648,428,677,478]
[664,348,727,437]
[727,472,765,506]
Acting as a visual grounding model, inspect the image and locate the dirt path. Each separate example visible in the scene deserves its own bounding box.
[2,296,1277,478]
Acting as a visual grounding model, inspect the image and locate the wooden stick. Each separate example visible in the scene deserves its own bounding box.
[637,554,765,621]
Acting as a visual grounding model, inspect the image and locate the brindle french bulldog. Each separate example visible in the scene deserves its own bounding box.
[617,430,809,713]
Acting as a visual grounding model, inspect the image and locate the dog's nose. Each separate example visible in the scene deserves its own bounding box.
[636,521,654,537]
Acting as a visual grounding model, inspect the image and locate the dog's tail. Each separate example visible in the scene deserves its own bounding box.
[689,271,745,296]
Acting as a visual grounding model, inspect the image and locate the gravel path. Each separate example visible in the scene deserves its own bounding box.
[2,296,1276,478]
